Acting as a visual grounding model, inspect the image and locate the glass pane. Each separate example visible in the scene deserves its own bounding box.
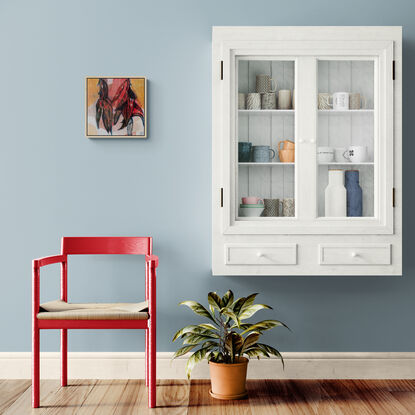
[317,60,374,218]
[237,59,295,219]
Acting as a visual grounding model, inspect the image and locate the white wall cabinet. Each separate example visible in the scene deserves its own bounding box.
[212,26,402,276]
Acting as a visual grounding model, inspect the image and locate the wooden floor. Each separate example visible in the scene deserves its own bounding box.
[1,379,415,414]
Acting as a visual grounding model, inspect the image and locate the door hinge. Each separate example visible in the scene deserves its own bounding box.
[220,60,223,80]
[220,188,223,207]
[392,60,395,80]
[392,187,396,207]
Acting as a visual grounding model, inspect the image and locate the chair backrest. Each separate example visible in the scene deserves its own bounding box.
[61,237,152,256]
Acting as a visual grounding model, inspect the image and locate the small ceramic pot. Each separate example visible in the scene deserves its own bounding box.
[238,142,252,162]
[247,93,261,110]
[282,198,295,217]
[261,92,277,109]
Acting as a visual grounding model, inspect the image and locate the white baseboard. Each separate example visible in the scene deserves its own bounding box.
[1,352,415,379]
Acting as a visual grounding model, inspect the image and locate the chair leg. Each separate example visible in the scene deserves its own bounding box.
[148,322,156,408]
[32,327,40,408]
[145,330,149,387]
[61,329,67,387]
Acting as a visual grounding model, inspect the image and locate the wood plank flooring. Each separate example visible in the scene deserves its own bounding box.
[1,379,415,414]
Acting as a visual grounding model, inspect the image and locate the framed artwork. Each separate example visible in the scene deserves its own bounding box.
[86,77,147,138]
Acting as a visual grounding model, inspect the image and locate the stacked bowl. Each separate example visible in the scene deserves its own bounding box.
[239,197,264,217]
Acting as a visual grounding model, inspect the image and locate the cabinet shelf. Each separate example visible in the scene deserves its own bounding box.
[239,162,294,166]
[238,109,295,114]
[318,162,374,166]
[318,109,374,114]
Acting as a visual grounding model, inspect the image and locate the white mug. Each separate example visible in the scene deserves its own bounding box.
[333,92,349,111]
[349,93,366,110]
[317,146,334,163]
[334,147,348,162]
[343,146,367,163]
[278,90,292,109]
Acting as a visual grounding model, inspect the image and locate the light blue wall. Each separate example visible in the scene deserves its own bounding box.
[0,0,413,352]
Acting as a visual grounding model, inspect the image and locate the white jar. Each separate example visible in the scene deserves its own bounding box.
[317,146,334,163]
[325,170,347,217]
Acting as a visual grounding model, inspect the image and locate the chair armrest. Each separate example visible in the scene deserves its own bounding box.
[33,254,66,268]
[145,254,159,268]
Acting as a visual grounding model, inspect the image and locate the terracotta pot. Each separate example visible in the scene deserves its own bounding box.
[208,357,248,400]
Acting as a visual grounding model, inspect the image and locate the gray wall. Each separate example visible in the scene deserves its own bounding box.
[0,0,413,352]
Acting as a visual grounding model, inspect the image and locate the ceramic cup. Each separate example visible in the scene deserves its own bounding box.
[333,92,349,110]
[343,146,368,163]
[317,146,334,163]
[256,74,277,94]
[247,93,261,110]
[282,198,295,217]
[278,149,295,163]
[318,93,332,109]
[349,93,366,110]
[334,147,348,162]
[252,145,276,162]
[278,140,295,150]
[261,92,277,109]
[238,142,252,162]
[242,196,264,205]
[238,93,246,109]
[263,199,280,217]
[278,89,292,109]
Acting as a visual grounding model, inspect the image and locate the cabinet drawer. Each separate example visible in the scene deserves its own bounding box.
[225,244,297,265]
[319,244,391,265]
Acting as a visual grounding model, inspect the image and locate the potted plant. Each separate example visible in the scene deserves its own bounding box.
[172,290,289,400]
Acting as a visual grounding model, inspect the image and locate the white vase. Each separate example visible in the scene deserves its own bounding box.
[325,170,347,217]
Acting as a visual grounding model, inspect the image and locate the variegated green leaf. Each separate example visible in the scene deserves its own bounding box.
[179,301,216,323]
[221,307,240,328]
[225,332,244,362]
[208,351,224,363]
[240,320,288,335]
[244,346,270,359]
[172,325,201,342]
[221,290,234,307]
[231,297,247,315]
[185,347,210,379]
[172,344,198,359]
[241,293,258,310]
[198,323,219,331]
[208,292,223,310]
[241,331,260,353]
[257,343,285,369]
[238,304,272,321]
[183,333,220,345]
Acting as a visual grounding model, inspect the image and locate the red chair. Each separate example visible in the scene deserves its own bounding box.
[32,237,158,408]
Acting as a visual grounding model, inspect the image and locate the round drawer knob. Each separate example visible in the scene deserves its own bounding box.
[351,252,358,258]
[310,139,316,143]
[298,139,304,143]
[257,252,264,258]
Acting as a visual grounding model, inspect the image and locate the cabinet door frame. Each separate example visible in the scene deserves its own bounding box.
[214,39,394,235]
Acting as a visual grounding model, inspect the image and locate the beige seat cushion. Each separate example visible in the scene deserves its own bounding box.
[37,300,149,320]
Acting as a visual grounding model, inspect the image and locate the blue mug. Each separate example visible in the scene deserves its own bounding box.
[252,145,276,163]
[238,142,252,162]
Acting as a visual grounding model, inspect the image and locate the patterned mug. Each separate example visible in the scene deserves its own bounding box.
[252,145,276,163]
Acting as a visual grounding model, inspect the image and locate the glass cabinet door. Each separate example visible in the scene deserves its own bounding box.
[237,58,296,220]
[317,59,375,219]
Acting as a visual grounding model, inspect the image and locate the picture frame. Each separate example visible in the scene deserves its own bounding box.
[85,76,147,138]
